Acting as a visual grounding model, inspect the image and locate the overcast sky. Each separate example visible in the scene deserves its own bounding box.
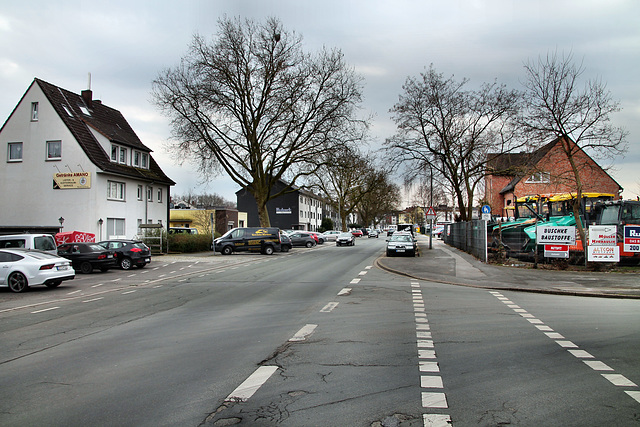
[2,0,639,203]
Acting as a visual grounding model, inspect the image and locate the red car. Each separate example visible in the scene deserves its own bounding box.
[351,229,363,237]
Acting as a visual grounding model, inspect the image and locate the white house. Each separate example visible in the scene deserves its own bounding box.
[0,78,175,240]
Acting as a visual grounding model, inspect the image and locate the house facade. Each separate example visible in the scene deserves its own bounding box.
[236,179,338,231]
[485,136,622,219]
[0,78,174,239]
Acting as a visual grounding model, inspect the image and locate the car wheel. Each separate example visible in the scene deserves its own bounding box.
[46,280,62,288]
[222,246,233,255]
[8,272,28,293]
[80,261,93,274]
[263,245,274,255]
[305,241,313,248]
[119,257,133,270]
[282,246,290,252]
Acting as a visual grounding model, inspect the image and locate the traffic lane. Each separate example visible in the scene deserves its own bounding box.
[203,255,424,426]
[0,243,379,426]
[424,283,640,425]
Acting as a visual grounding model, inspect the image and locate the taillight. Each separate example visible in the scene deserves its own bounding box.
[98,254,107,260]
[40,264,55,270]
[131,248,142,253]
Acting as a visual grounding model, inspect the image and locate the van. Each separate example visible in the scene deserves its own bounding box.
[214,227,281,255]
[387,225,398,236]
[0,234,58,255]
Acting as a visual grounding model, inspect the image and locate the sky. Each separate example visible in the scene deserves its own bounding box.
[1,0,639,205]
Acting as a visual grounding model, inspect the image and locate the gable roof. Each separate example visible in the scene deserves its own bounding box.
[31,78,174,185]
[487,136,621,194]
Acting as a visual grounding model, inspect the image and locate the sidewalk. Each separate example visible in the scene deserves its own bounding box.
[376,234,640,299]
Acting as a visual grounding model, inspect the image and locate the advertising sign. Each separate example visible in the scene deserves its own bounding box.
[624,226,640,252]
[544,244,569,258]
[55,231,96,246]
[536,225,576,245]
[587,245,620,262]
[588,225,617,246]
[53,172,91,189]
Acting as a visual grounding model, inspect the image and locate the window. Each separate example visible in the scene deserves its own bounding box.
[7,142,22,162]
[137,185,143,201]
[46,140,62,160]
[31,102,38,121]
[107,218,125,238]
[157,188,162,203]
[526,172,550,183]
[111,144,129,165]
[119,147,127,164]
[134,151,140,167]
[141,153,148,168]
[111,145,118,161]
[147,186,153,202]
[107,180,125,201]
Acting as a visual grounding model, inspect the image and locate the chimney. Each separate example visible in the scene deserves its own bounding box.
[81,89,93,108]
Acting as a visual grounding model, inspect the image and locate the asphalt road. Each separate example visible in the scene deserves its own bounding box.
[1,238,638,426]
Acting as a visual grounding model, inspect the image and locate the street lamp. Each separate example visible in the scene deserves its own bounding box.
[58,216,64,231]
[98,218,103,241]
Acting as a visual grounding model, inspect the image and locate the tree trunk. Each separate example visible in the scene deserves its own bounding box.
[253,191,272,227]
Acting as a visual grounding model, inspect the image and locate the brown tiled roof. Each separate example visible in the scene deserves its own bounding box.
[35,78,175,186]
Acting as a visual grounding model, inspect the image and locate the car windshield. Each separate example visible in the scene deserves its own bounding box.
[339,233,352,238]
[391,234,413,242]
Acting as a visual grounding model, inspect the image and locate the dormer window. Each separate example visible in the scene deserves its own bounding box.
[111,144,128,165]
[132,150,149,169]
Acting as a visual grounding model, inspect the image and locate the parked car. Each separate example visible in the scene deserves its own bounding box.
[321,230,341,242]
[214,227,282,255]
[299,231,323,244]
[0,248,75,293]
[433,225,445,238]
[0,234,58,255]
[351,229,363,237]
[57,242,117,274]
[336,232,356,246]
[386,232,417,257]
[288,232,317,248]
[279,233,292,252]
[98,240,151,270]
[368,230,379,238]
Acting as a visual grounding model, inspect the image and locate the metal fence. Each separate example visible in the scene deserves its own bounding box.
[443,220,488,263]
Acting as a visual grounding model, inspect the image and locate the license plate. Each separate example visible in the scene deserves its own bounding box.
[396,249,405,252]
[145,258,150,262]
[57,265,69,271]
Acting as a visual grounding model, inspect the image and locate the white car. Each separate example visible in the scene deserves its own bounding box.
[0,248,75,293]
[321,230,341,241]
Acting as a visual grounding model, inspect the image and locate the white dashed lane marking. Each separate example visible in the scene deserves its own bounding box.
[225,366,279,402]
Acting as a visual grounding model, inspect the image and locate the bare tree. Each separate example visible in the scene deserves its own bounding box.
[520,51,628,254]
[153,17,367,227]
[356,168,402,229]
[172,190,235,208]
[386,65,521,221]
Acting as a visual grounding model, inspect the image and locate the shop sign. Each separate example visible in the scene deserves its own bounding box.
[588,225,617,246]
[624,226,640,252]
[53,172,91,189]
[276,208,292,215]
[587,245,620,262]
[536,225,576,245]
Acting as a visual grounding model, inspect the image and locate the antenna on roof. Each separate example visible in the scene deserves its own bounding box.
[87,72,91,90]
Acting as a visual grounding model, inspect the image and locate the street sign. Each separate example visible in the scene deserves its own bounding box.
[425,206,436,220]
[481,205,491,214]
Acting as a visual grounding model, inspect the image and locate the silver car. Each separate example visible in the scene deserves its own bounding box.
[321,230,341,241]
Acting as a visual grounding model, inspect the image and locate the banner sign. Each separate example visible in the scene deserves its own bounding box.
[536,226,576,245]
[53,172,91,189]
[587,245,620,262]
[544,244,569,258]
[588,225,617,246]
[624,226,640,252]
[275,208,292,215]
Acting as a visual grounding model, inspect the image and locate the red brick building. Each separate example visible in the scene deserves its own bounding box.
[485,136,622,218]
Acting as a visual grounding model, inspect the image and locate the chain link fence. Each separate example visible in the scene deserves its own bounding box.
[443,220,488,262]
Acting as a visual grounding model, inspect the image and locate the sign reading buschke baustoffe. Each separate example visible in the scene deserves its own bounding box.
[587,225,619,262]
[536,225,576,245]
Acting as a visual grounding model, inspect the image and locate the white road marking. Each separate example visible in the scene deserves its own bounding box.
[513,308,527,313]
[31,307,59,314]
[556,340,578,348]
[127,274,136,277]
[583,360,614,371]
[358,270,367,276]
[420,361,440,372]
[417,340,434,348]
[83,297,104,303]
[602,374,637,387]
[290,324,317,342]
[526,318,544,324]
[423,414,452,426]
[625,391,640,403]
[350,278,361,284]
[122,290,136,295]
[568,349,594,358]
[365,265,372,269]
[320,302,339,313]
[418,349,436,359]
[337,288,351,296]
[67,290,82,295]
[417,331,432,338]
[416,324,431,330]
[422,392,448,408]
[225,366,279,402]
[421,376,444,388]
[91,283,104,288]
[535,325,553,331]
[545,332,565,339]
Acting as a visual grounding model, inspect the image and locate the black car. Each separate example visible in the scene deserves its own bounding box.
[288,232,317,248]
[57,242,117,274]
[98,240,151,270]
[279,233,292,252]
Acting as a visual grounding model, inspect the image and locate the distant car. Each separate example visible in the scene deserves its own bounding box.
[321,230,341,241]
[368,230,379,238]
[336,232,355,246]
[98,240,151,270]
[288,232,317,248]
[279,233,292,252]
[301,231,324,244]
[57,242,117,274]
[351,229,363,237]
[0,248,75,293]
[386,232,417,257]
[433,225,445,238]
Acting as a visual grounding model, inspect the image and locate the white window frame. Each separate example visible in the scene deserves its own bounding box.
[107,218,126,239]
[141,153,148,168]
[133,151,140,167]
[526,172,551,184]
[157,188,162,203]
[31,102,38,121]
[107,180,126,201]
[7,142,23,162]
[147,186,153,202]
[137,185,143,201]
[119,147,127,165]
[46,140,62,161]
